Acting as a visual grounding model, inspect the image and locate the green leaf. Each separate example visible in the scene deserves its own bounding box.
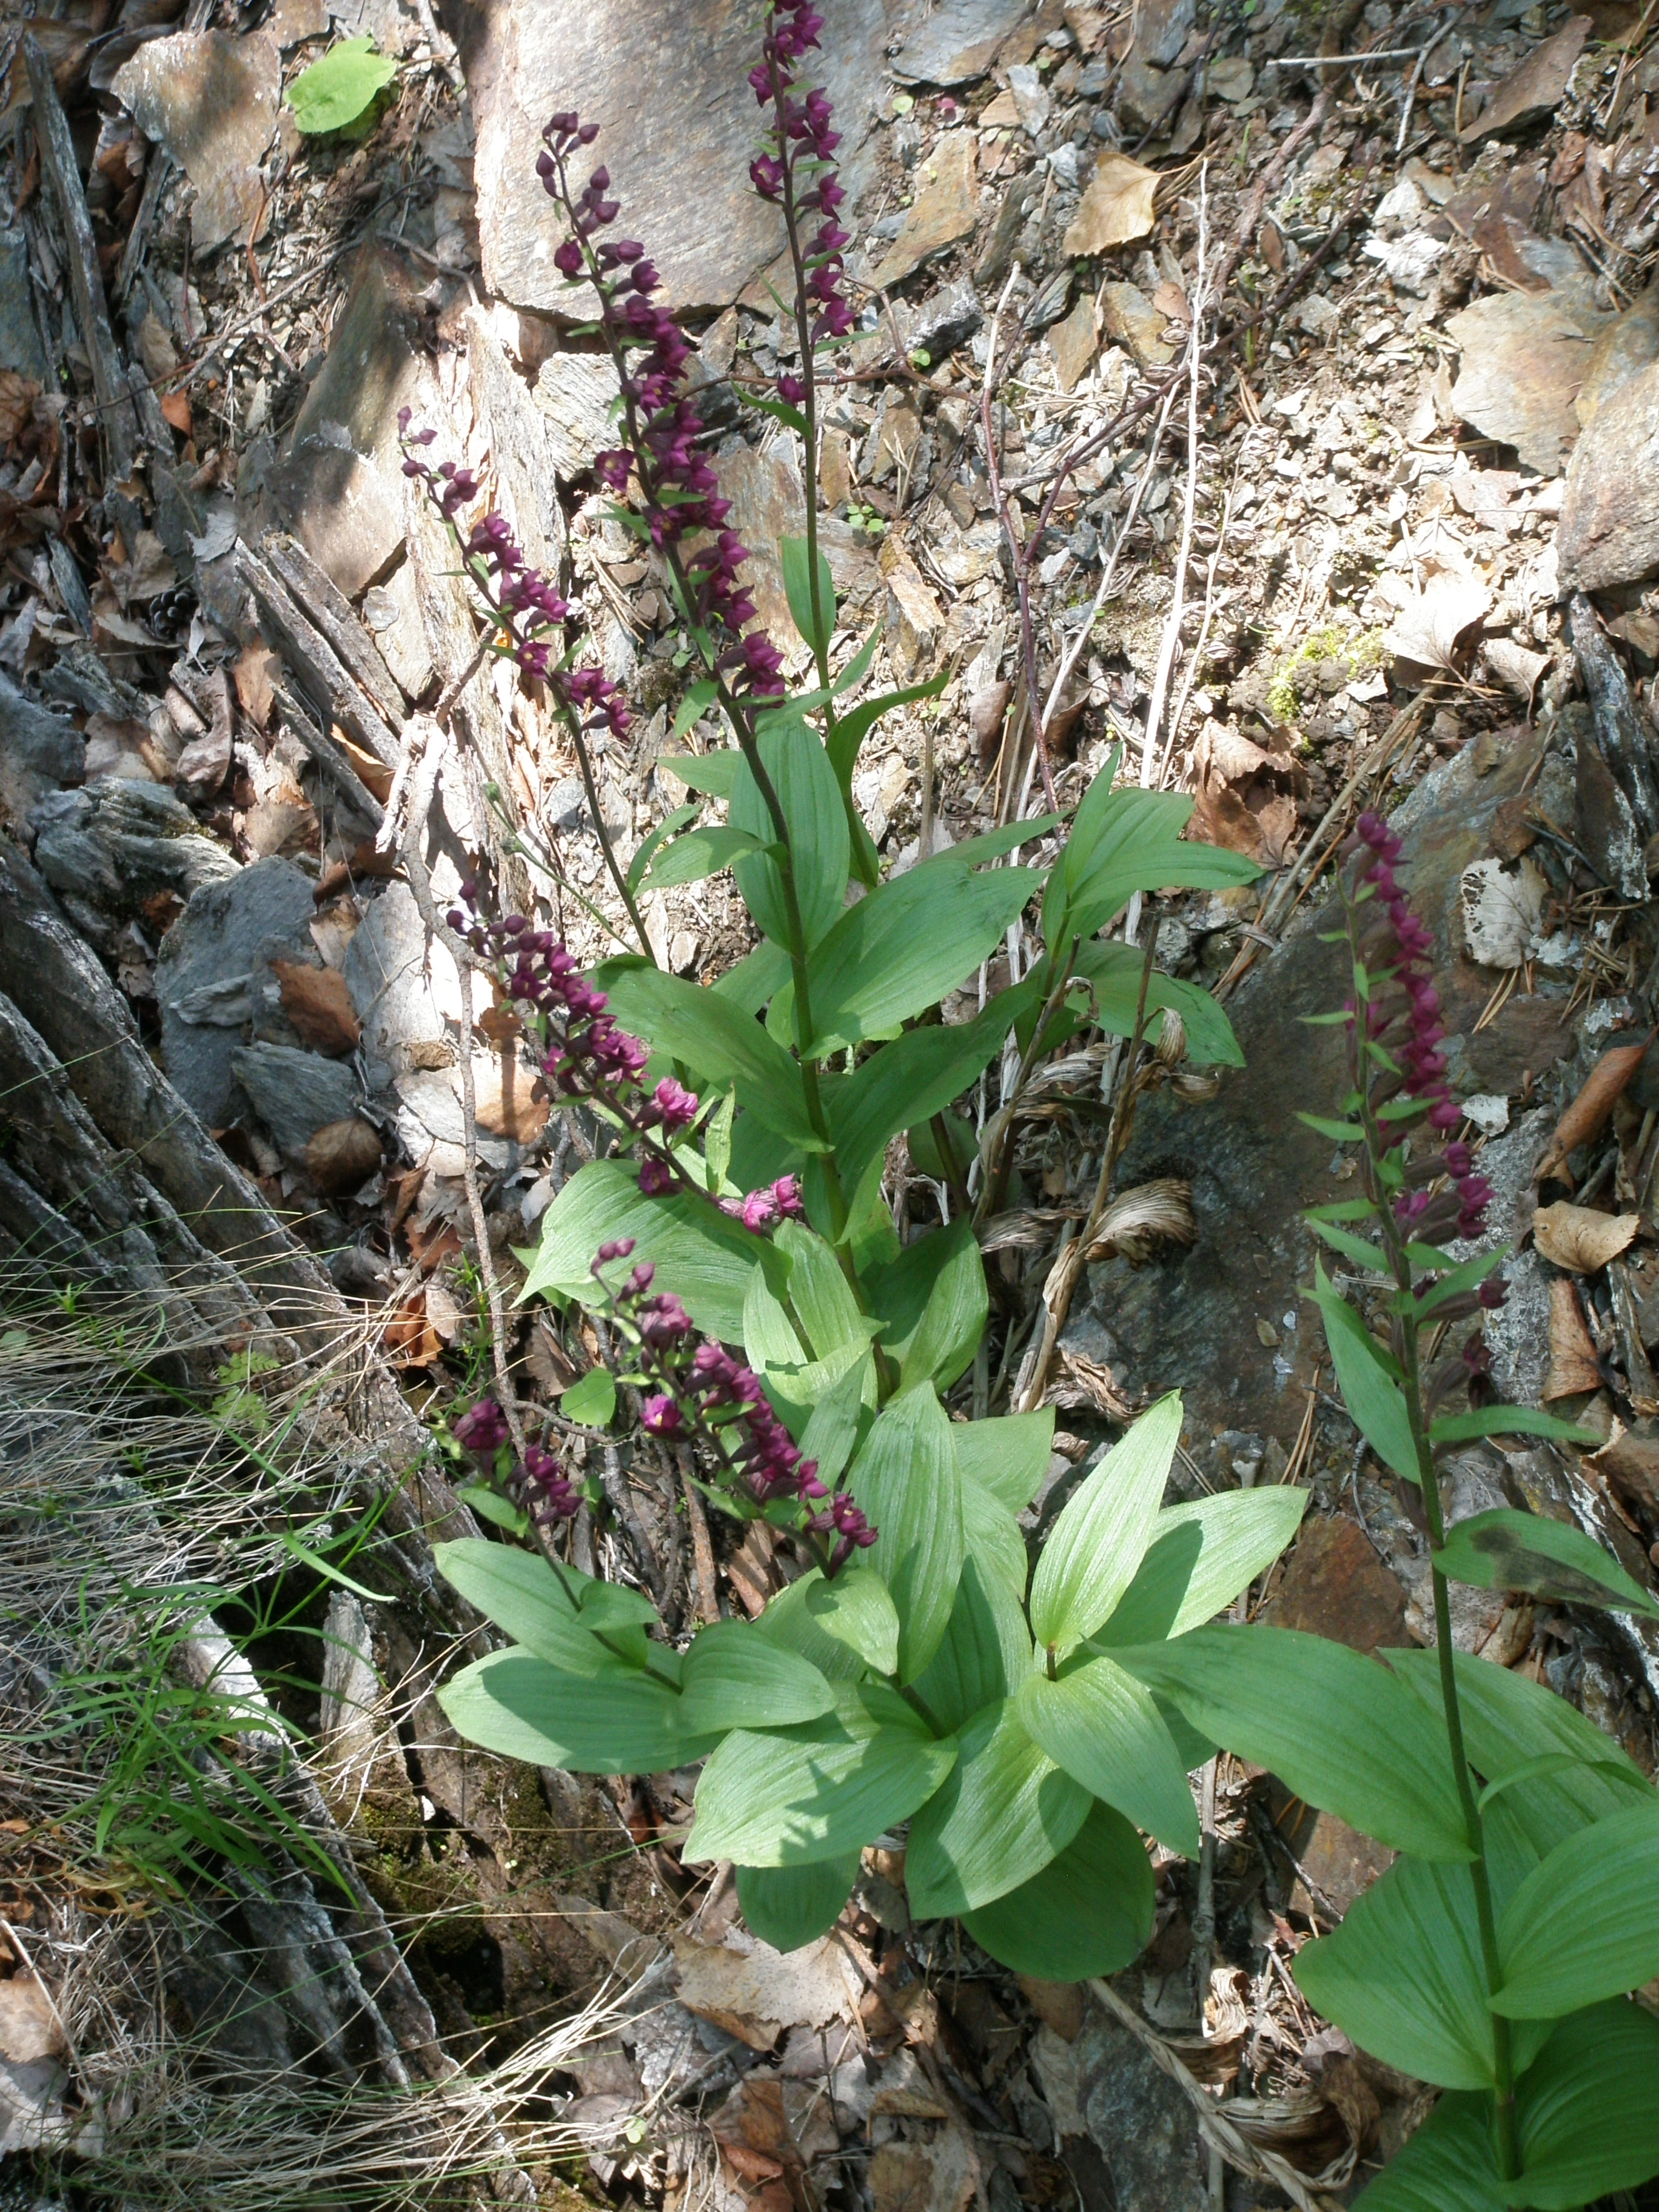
[1062,787,1259,944]
[454,1484,529,1537]
[1427,1408,1600,1449]
[1029,1394,1182,1658]
[803,1566,900,1676]
[1310,1261,1421,1485]
[705,1087,735,1195]
[737,1857,860,1952]
[626,801,699,894]
[603,967,826,1150]
[828,979,1044,1197]
[1299,1113,1369,1144]
[1118,1626,1475,1861]
[1295,1856,1504,2088]
[961,1801,1154,1982]
[845,1384,964,1681]
[1073,939,1244,1068]
[666,680,719,744]
[679,1619,836,1733]
[1019,1657,1201,1857]
[729,717,850,957]
[1306,1215,1393,1275]
[797,1352,875,1489]
[683,1681,958,1866]
[438,1651,716,1773]
[776,1218,865,1361]
[752,1570,868,1682]
[960,1471,1031,1600]
[1349,2094,1505,2212]
[1095,1487,1309,1647]
[1505,2000,1659,2208]
[1415,1246,1509,1318]
[825,672,951,791]
[905,1697,1091,1918]
[521,1159,783,1341]
[746,391,810,437]
[780,535,836,660]
[805,858,1041,1051]
[911,1554,1033,1735]
[640,824,766,892]
[710,939,793,1015]
[561,1367,616,1429]
[1490,1800,1659,2017]
[899,1216,988,1392]
[434,1540,652,1675]
[954,1409,1055,1512]
[1433,1506,1659,1618]
[744,1265,807,1378]
[287,36,397,133]
[657,746,741,796]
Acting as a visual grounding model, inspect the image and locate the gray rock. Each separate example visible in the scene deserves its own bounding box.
[0,674,84,824]
[157,859,317,1126]
[545,776,588,831]
[343,881,461,1086]
[534,351,625,482]
[0,226,50,384]
[394,1067,514,1170]
[1558,358,1659,592]
[1073,2002,1207,2211]
[32,781,238,950]
[902,278,984,365]
[110,32,280,255]
[39,645,150,721]
[231,1042,363,1159]
[890,0,1030,85]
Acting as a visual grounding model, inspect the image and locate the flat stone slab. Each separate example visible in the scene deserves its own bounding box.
[112,32,280,255]
[157,857,316,1128]
[1558,358,1659,593]
[888,0,1032,85]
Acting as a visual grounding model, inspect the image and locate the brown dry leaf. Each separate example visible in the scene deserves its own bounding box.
[1546,1276,1604,1398]
[0,371,40,446]
[472,1053,549,1144]
[868,2122,981,2212]
[1152,278,1190,325]
[1460,856,1547,969]
[0,1976,63,2063]
[1062,152,1159,256]
[1533,1034,1654,1187]
[1383,570,1491,672]
[1461,15,1592,141]
[1532,1201,1642,1273]
[159,387,191,436]
[306,1116,382,1195]
[1087,1177,1196,1262]
[271,959,361,1055]
[384,1291,441,1367]
[337,728,394,803]
[233,642,280,729]
[672,1935,858,2051]
[477,1002,523,1049]
[1048,1349,1134,1421]
[1589,1421,1659,1517]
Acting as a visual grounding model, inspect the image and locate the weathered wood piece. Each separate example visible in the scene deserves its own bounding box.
[1571,592,1659,839]
[263,530,411,720]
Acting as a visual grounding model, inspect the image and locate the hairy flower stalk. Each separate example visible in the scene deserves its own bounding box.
[1333,812,1521,2180]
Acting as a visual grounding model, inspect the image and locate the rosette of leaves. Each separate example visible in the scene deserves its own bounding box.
[438,1372,1305,1975]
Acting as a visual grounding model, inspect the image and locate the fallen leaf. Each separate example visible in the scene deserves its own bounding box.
[1484,637,1549,700]
[1590,1420,1659,1517]
[672,1935,859,2051]
[1546,1276,1605,1398]
[1152,278,1190,324]
[159,387,191,436]
[233,642,279,728]
[1458,855,1547,969]
[271,959,361,1055]
[868,2123,981,2212]
[1534,1033,1653,1186]
[383,1290,441,1367]
[1087,1178,1197,1262]
[1062,152,1159,256]
[337,729,394,803]
[0,1980,61,2065]
[0,371,40,446]
[1532,1201,1642,1273]
[1383,570,1491,672]
[1461,15,1592,141]
[306,1116,382,1195]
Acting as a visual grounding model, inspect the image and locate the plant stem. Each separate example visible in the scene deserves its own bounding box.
[561,705,653,955]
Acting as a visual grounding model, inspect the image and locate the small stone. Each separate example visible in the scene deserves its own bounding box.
[1207,54,1253,102]
[1265,1515,1410,1654]
[902,278,984,364]
[1445,280,1612,478]
[1099,280,1175,368]
[1134,0,1194,68]
[306,1116,384,1194]
[879,541,944,683]
[891,0,1032,86]
[870,132,980,290]
[33,780,238,952]
[0,674,83,824]
[1577,281,1659,429]
[1116,49,1187,135]
[1255,1317,1278,1347]
[1046,293,1098,393]
[0,227,50,384]
[1073,2001,1207,2211]
[111,32,280,253]
[158,857,316,1125]
[232,1042,363,1160]
[1005,61,1050,135]
[343,880,463,1086]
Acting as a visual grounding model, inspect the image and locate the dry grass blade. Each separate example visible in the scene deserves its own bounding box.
[1085,1178,1198,1262]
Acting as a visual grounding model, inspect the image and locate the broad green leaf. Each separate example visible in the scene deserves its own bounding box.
[438,1651,716,1773]
[911,1554,1033,1735]
[626,801,699,894]
[826,672,951,791]
[658,752,743,798]
[1435,1506,1659,1618]
[1414,1245,1509,1316]
[905,1697,1090,1918]
[1029,1394,1182,1658]
[804,857,1041,1051]
[640,824,766,891]
[1350,2094,1504,2212]
[729,717,850,956]
[803,1566,900,1676]
[665,680,719,745]
[954,1409,1055,1512]
[828,979,1044,1196]
[1019,1657,1201,1858]
[1063,787,1259,943]
[899,1216,988,1392]
[780,534,836,660]
[866,1216,977,1370]
[745,1266,806,1378]
[1119,1626,1475,1861]
[776,1219,864,1361]
[1429,1407,1599,1447]
[455,1483,529,1537]
[845,1384,964,1681]
[1095,1487,1309,1647]
[434,1540,651,1677]
[1311,1261,1421,1484]
[1295,1856,1502,2088]
[679,1619,836,1733]
[561,1367,615,1429]
[705,1087,736,1194]
[604,967,825,1150]
[961,1801,1154,1982]
[797,1352,875,1488]
[737,1857,860,1952]
[709,942,793,1017]
[683,1681,957,1866]
[752,1570,868,1683]
[1491,1800,1659,2017]
[521,1159,783,1341]
[287,36,397,133]
[1073,939,1244,1068]
[960,1471,1030,1600]
[1306,1215,1394,1275]
[1506,2000,1659,2208]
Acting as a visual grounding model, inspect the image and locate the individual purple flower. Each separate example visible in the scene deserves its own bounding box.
[516,1439,581,1523]
[638,1155,674,1196]
[640,1393,682,1436]
[646,1076,699,1132]
[454,1398,510,1454]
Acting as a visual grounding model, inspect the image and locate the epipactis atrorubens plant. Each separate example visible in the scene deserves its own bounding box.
[1108,811,1659,2211]
[415,0,1301,1979]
